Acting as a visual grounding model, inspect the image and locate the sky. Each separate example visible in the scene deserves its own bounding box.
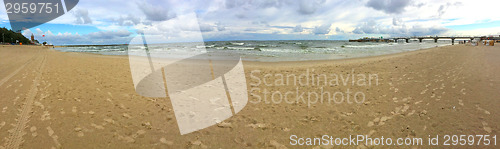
[1,0,499,45]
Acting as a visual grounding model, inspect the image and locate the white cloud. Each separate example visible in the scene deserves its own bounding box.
[111,14,141,26]
[23,28,132,45]
[312,24,331,35]
[73,9,93,24]
[293,25,304,32]
[138,1,176,21]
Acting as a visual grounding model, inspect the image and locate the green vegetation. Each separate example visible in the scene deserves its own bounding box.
[0,27,31,44]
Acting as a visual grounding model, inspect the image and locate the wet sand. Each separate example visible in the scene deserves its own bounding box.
[0,44,498,148]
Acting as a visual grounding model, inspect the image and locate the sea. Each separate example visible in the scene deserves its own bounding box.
[54,40,453,62]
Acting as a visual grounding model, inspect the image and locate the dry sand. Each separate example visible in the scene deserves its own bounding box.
[0,44,498,148]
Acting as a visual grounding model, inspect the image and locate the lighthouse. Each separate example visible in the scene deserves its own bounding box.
[31,34,34,44]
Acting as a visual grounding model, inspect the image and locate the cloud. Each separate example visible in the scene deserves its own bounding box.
[393,17,403,26]
[23,0,500,44]
[111,14,141,26]
[437,2,462,18]
[199,23,215,32]
[352,20,378,34]
[335,27,344,33]
[73,9,92,24]
[298,0,326,15]
[408,25,448,36]
[88,30,132,39]
[312,24,331,35]
[27,29,133,45]
[138,2,176,21]
[366,0,412,14]
[352,20,449,36]
[216,22,226,31]
[293,25,303,32]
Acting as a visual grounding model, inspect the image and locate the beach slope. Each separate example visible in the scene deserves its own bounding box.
[0,44,498,148]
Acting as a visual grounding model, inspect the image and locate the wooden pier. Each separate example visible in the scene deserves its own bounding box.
[349,36,500,45]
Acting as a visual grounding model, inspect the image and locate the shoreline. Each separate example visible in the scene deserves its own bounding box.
[49,42,455,64]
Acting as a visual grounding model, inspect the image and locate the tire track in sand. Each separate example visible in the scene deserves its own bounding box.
[4,52,46,149]
[0,51,39,88]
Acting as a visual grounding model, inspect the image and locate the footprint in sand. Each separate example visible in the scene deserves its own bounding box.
[160,138,173,145]
[189,140,208,149]
[367,121,375,127]
[425,83,431,88]
[475,105,490,115]
[481,121,492,133]
[47,127,62,148]
[379,116,391,125]
[91,123,105,130]
[401,104,410,113]
[0,121,5,129]
[30,126,38,137]
[116,131,142,143]
[420,89,428,95]
[40,111,51,121]
[72,106,77,113]
[122,113,132,119]
[13,96,19,104]
[269,140,287,149]
[392,97,398,103]
[132,130,146,139]
[34,102,45,110]
[74,127,85,137]
[104,118,116,125]
[368,116,392,127]
[414,100,423,105]
[407,110,416,116]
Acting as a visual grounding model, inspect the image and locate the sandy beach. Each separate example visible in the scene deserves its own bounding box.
[0,44,499,148]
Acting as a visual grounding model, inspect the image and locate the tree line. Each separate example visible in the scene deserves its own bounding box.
[0,27,32,44]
